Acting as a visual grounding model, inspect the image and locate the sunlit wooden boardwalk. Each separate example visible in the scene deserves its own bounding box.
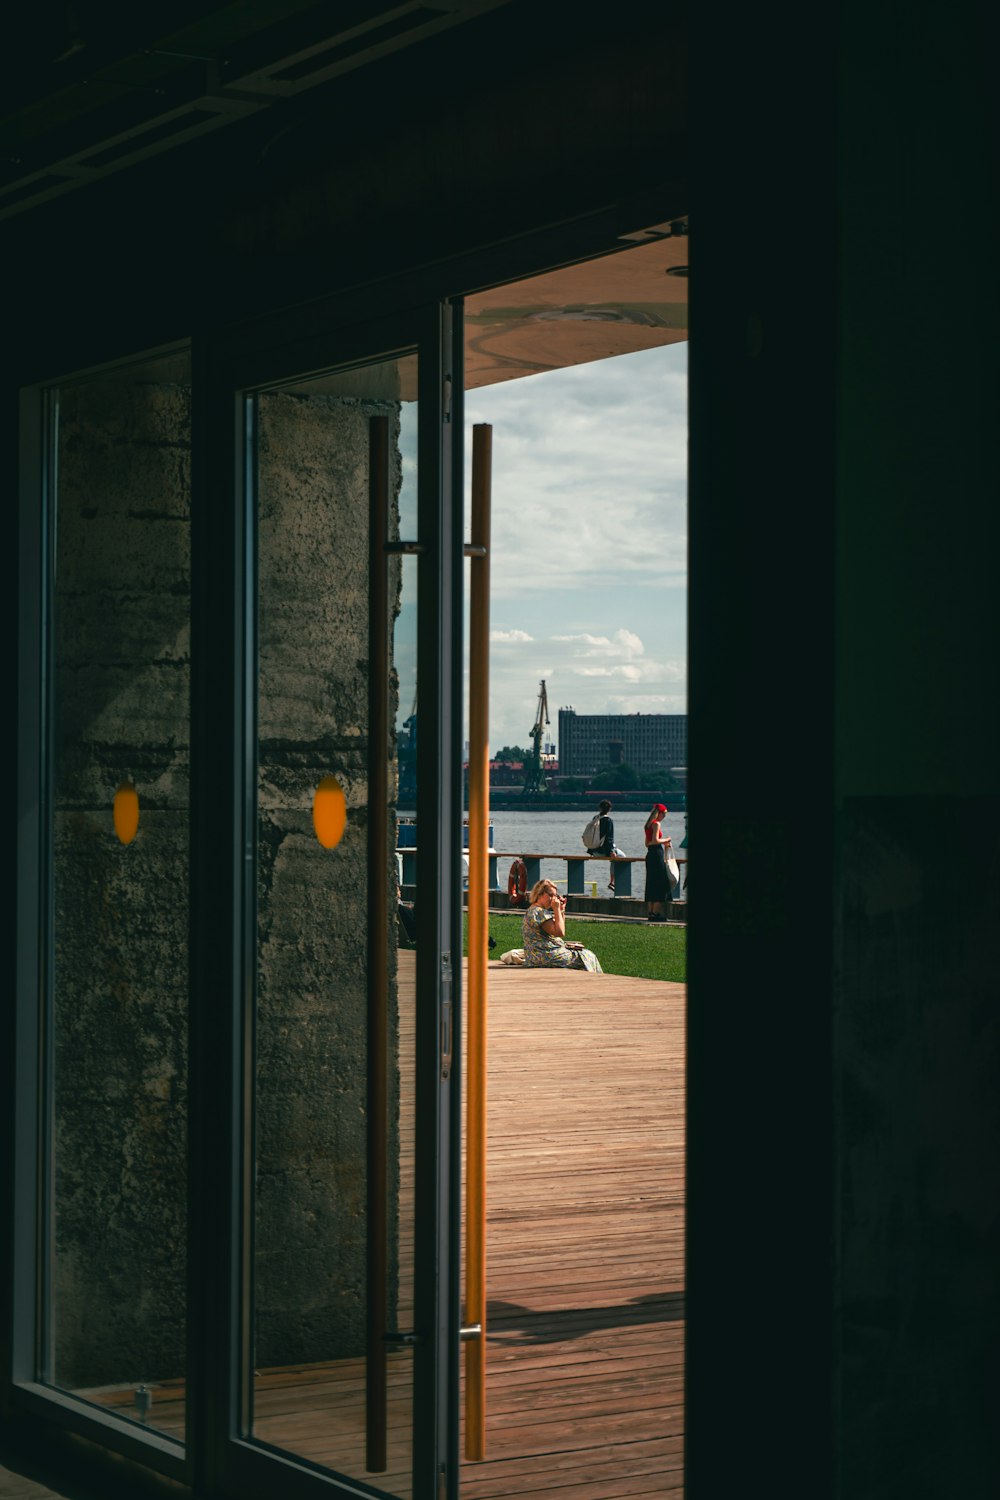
[77,953,685,1498]
[457,959,684,1499]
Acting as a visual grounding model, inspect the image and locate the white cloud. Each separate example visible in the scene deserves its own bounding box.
[576,657,684,684]
[477,622,687,750]
[460,342,688,751]
[552,628,646,660]
[605,693,687,714]
[465,342,688,605]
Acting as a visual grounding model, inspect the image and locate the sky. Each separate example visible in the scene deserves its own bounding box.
[464,340,688,755]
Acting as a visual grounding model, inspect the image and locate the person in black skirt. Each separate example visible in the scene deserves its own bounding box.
[643,802,673,921]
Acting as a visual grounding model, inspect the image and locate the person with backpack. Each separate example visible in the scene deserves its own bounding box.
[582,798,620,892]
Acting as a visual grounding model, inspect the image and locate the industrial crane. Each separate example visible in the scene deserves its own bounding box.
[523,679,550,796]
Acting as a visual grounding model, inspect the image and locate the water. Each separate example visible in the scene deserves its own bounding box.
[395,810,689,888]
[486,807,687,891]
[402,806,688,892]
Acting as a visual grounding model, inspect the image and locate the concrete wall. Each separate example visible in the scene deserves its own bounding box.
[51,380,402,1386]
[52,376,192,1390]
[254,390,402,1367]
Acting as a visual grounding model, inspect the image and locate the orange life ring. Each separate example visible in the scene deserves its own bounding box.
[507,857,528,907]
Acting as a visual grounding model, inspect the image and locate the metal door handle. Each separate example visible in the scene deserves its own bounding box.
[464,423,492,1462]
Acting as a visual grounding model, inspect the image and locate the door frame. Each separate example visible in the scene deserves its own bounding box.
[6,200,694,1500]
[190,300,465,1500]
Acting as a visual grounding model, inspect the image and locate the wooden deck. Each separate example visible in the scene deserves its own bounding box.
[80,954,685,1497]
[458,959,684,1498]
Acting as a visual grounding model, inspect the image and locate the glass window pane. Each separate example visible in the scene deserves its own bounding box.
[46,348,191,1444]
[251,354,417,1496]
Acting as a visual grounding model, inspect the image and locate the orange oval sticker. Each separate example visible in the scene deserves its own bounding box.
[113,782,140,845]
[312,775,347,850]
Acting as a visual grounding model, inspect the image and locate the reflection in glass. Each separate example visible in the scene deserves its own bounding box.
[313,775,348,849]
[113,781,141,846]
[47,349,191,1442]
[251,355,417,1495]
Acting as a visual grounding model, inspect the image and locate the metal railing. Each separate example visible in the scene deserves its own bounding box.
[396,847,687,900]
[495,852,686,900]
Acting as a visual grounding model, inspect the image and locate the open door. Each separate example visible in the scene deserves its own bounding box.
[453,230,688,1498]
[197,303,465,1500]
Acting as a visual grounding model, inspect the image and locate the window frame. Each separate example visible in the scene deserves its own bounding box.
[13,348,195,1487]
[191,298,465,1500]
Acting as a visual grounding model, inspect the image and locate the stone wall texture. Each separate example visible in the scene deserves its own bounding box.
[52,376,192,1390]
[254,390,402,1368]
[51,377,401,1388]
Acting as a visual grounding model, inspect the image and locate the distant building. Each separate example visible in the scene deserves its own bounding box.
[488,760,525,787]
[558,708,687,778]
[461,759,561,789]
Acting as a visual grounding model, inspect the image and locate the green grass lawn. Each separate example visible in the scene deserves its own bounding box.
[464,912,686,983]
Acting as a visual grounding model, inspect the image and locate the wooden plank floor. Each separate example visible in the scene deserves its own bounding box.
[78,953,685,1498]
[459,960,684,1499]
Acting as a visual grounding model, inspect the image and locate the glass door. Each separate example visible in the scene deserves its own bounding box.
[196,306,463,1500]
[248,352,421,1494]
[21,347,193,1473]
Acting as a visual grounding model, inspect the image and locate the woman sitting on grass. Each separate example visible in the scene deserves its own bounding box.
[522,880,603,972]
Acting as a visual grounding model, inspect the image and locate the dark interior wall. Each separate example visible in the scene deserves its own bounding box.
[687,21,839,1497]
[835,8,1000,803]
[833,5,1000,1496]
[690,3,998,1498]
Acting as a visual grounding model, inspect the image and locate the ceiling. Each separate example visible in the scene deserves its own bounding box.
[274,224,689,402]
[1,0,513,222]
[463,227,689,390]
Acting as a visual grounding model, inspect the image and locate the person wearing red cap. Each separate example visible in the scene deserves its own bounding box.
[644,803,673,921]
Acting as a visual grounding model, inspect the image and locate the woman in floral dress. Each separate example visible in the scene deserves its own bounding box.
[521,880,604,971]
